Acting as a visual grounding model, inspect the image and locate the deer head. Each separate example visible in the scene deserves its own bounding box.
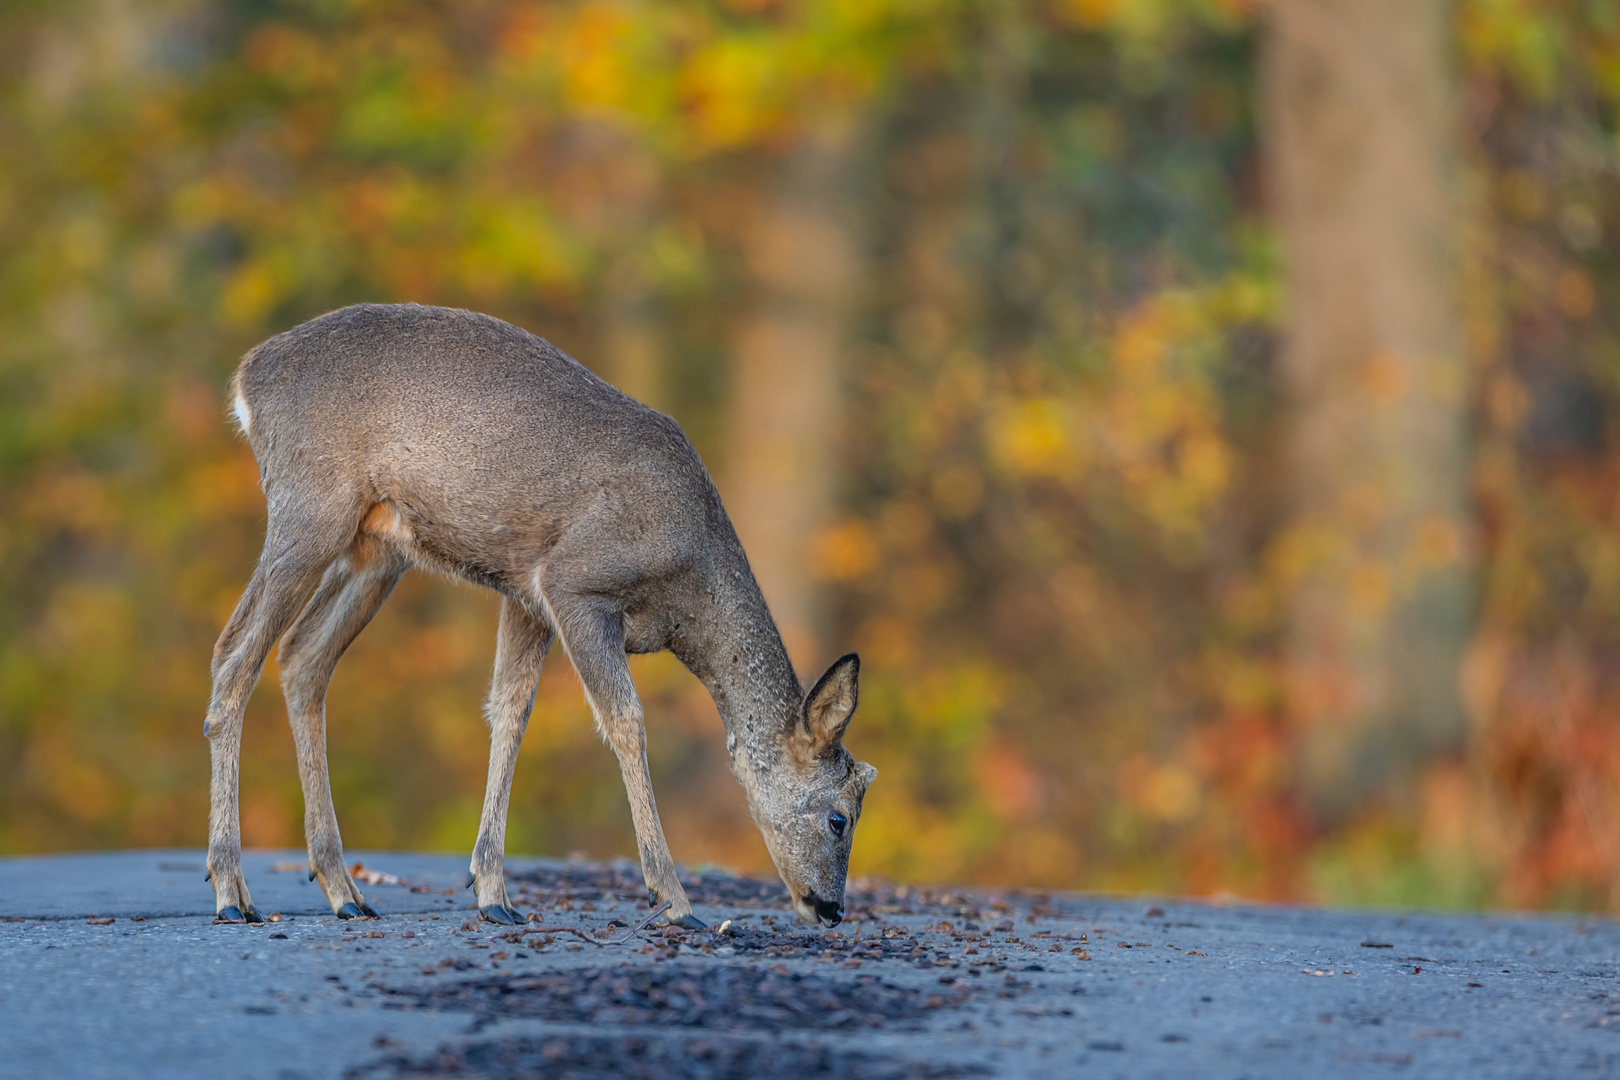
[747,653,876,927]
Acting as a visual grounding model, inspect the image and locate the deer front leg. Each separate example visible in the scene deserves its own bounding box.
[606,715,702,927]
[555,601,704,929]
[467,598,552,924]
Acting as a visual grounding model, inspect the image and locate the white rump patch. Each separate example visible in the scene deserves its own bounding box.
[230,388,253,435]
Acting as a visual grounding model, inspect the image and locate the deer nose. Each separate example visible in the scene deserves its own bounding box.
[811,895,843,926]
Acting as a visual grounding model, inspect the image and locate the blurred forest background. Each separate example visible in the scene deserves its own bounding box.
[4,0,1620,912]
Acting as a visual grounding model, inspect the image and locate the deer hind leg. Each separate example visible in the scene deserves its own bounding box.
[467,597,553,924]
[550,597,703,929]
[277,537,408,919]
[205,519,350,923]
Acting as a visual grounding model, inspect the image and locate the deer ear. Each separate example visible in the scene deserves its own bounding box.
[803,653,860,750]
[854,761,877,789]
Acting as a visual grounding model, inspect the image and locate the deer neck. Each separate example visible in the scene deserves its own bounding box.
[677,554,803,795]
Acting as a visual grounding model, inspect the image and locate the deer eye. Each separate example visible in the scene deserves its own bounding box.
[828,811,848,837]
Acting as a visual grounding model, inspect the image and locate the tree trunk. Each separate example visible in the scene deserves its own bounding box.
[1263,0,1473,821]
[583,125,664,410]
[725,128,859,663]
[601,252,662,410]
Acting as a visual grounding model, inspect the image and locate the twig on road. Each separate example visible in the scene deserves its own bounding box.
[542,901,673,947]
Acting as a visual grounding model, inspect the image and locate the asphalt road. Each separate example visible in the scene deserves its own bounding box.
[1,849,1617,1079]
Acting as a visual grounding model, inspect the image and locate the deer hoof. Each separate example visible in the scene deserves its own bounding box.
[336,902,372,920]
[359,902,380,919]
[479,904,521,925]
[243,905,264,924]
[214,906,245,923]
[647,889,659,906]
[465,872,476,890]
[667,912,707,931]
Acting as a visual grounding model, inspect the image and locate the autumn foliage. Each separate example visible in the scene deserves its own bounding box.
[3,0,1620,913]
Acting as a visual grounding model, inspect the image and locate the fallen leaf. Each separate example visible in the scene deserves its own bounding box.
[350,863,406,887]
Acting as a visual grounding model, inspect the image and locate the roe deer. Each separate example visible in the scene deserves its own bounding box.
[204,303,875,928]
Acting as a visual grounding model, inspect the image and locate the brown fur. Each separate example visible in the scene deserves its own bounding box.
[203,303,875,927]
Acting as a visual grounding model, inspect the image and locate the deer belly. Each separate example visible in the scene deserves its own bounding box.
[365,496,554,596]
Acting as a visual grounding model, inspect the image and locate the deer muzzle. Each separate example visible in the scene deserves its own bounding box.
[802,889,844,927]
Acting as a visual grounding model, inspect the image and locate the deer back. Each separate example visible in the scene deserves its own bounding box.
[233,303,736,641]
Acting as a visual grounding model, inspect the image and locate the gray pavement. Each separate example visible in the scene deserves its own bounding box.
[1,849,1618,1078]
